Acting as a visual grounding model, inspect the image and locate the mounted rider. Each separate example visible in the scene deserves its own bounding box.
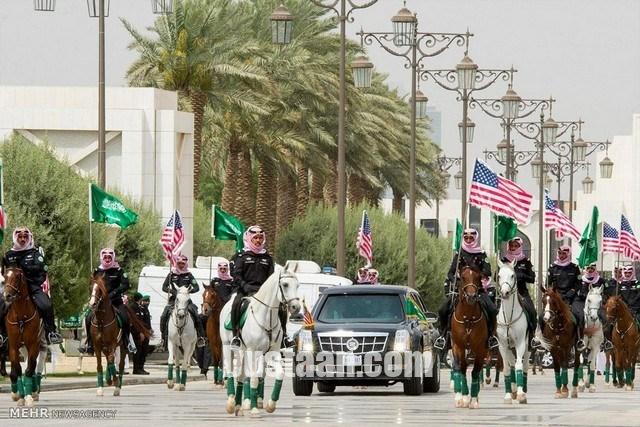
[159,254,206,350]
[501,237,537,346]
[538,245,581,345]
[573,262,608,350]
[434,227,498,350]
[0,227,63,345]
[619,265,640,322]
[210,259,236,304]
[229,225,294,349]
[79,248,136,354]
[356,267,370,284]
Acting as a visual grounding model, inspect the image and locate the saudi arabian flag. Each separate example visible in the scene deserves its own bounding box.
[0,159,4,243]
[90,183,139,229]
[211,205,245,252]
[452,218,463,252]
[578,206,599,268]
[405,298,427,321]
[494,215,518,253]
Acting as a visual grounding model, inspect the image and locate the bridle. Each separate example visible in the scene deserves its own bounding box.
[3,269,26,305]
[90,280,116,329]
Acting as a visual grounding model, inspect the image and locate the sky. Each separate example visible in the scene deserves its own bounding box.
[0,0,638,194]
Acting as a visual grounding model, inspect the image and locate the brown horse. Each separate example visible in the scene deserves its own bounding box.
[202,285,224,387]
[450,266,488,409]
[89,274,150,396]
[605,295,639,390]
[538,287,580,398]
[3,267,42,406]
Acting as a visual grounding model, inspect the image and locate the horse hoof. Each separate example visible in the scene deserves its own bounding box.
[17,398,25,407]
[265,400,276,413]
[32,393,39,402]
[242,398,251,411]
[454,399,463,408]
[625,385,632,391]
[554,392,562,399]
[571,388,578,398]
[589,385,596,393]
[516,393,527,404]
[461,396,470,408]
[25,396,34,407]
[234,405,243,417]
[493,382,499,388]
[485,378,491,385]
[167,380,174,389]
[96,388,104,397]
[469,399,479,409]
[113,387,121,397]
[511,392,517,400]
[503,393,513,404]
[11,392,20,402]
[250,408,261,417]
[179,384,185,391]
[106,379,113,387]
[225,398,235,414]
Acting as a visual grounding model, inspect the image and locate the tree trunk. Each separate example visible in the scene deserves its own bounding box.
[190,90,207,196]
[235,143,255,226]
[276,172,296,239]
[324,158,338,206]
[348,173,365,206]
[296,165,309,217]
[256,159,277,252]
[310,171,324,205]
[221,134,239,213]
[392,186,404,215]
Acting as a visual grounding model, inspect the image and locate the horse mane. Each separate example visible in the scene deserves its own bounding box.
[607,295,632,319]
[547,288,573,321]
[92,272,109,298]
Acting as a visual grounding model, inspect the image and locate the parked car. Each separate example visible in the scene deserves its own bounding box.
[292,285,440,396]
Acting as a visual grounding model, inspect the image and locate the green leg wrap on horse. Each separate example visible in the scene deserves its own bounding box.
[561,369,568,386]
[453,371,461,393]
[108,363,117,380]
[494,368,500,383]
[589,370,595,384]
[180,370,187,386]
[523,372,528,393]
[22,376,32,396]
[258,378,265,399]
[234,381,243,406]
[516,369,524,388]
[470,372,480,398]
[485,364,490,377]
[604,369,610,382]
[11,381,18,394]
[176,367,181,384]
[572,367,579,387]
[554,371,562,389]
[461,375,469,395]
[226,376,235,397]
[617,369,624,384]
[216,368,223,383]
[450,369,454,381]
[243,379,251,403]
[626,368,633,385]
[271,379,283,402]
[168,364,174,381]
[504,375,512,393]
[118,374,123,387]
[250,387,258,409]
[17,376,24,398]
[97,371,104,388]
[35,373,42,393]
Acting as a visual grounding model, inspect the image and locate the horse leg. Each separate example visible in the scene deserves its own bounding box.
[500,346,515,404]
[552,357,562,398]
[22,344,39,407]
[494,354,501,388]
[451,346,464,408]
[8,343,24,405]
[223,341,236,413]
[571,347,580,398]
[167,339,175,389]
[95,344,104,396]
[469,358,483,409]
[114,345,124,396]
[615,350,624,388]
[248,351,264,416]
[33,344,47,402]
[265,351,284,414]
[514,339,528,404]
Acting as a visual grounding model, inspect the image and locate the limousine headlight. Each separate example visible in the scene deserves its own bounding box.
[298,329,314,352]
[393,330,411,352]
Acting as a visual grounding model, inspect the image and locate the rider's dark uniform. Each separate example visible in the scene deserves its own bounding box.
[573,276,607,324]
[501,256,537,337]
[543,262,581,331]
[619,278,640,321]
[160,270,205,346]
[210,276,237,305]
[0,247,60,343]
[437,249,497,345]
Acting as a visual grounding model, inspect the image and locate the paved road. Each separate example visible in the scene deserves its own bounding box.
[1,368,639,426]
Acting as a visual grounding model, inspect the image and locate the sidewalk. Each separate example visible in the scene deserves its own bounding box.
[0,364,206,393]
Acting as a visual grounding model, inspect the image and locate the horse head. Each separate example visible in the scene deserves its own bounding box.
[605,295,625,322]
[89,274,109,311]
[585,286,603,322]
[175,287,191,319]
[202,285,222,316]
[459,265,481,304]
[496,258,517,299]
[541,287,568,323]
[280,263,301,315]
[3,267,27,306]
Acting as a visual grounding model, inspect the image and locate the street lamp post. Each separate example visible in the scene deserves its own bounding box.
[358,8,470,287]
[36,0,173,188]
[437,155,463,237]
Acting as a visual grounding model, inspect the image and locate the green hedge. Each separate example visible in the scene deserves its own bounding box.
[275,203,451,309]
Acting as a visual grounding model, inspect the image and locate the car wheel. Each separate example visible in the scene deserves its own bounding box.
[423,353,440,393]
[292,372,313,396]
[316,382,336,393]
[403,370,423,396]
[541,351,553,369]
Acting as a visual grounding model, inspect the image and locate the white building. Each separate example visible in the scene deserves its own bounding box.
[383,114,640,277]
[0,86,195,259]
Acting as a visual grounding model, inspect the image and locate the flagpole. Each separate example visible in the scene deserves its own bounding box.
[88,183,94,272]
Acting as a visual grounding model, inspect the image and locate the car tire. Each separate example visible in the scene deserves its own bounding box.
[403,374,423,396]
[292,373,313,396]
[423,353,440,393]
[541,351,553,369]
[316,382,336,393]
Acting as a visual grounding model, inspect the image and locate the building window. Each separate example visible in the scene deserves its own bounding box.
[420,219,439,237]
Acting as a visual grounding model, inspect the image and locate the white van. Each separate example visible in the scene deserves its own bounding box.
[136,258,351,346]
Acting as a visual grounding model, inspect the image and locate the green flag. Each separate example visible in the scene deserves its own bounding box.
[494,215,518,253]
[90,183,139,229]
[212,205,245,252]
[405,298,427,321]
[452,219,463,252]
[0,159,4,244]
[578,206,599,268]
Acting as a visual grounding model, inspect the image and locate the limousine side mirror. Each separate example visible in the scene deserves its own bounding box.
[424,311,438,322]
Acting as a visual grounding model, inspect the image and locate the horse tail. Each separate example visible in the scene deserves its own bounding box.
[535,329,552,351]
[123,305,152,339]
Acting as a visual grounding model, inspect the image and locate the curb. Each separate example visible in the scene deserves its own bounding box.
[0,374,206,393]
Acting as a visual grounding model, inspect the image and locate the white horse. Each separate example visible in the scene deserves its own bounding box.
[166,287,197,391]
[578,286,604,393]
[496,259,530,404]
[220,266,300,417]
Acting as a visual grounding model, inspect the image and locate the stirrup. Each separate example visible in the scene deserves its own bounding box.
[197,337,207,348]
[488,336,499,349]
[47,332,63,345]
[530,337,542,349]
[230,336,241,351]
[433,335,446,351]
[0,334,7,346]
[282,336,295,349]
[78,344,94,355]
[602,340,613,351]
[127,341,137,354]
[577,339,586,352]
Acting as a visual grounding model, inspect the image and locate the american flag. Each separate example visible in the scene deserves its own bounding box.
[357,210,373,267]
[160,210,185,265]
[602,222,623,254]
[469,159,533,224]
[544,190,580,240]
[620,214,640,260]
[302,299,314,329]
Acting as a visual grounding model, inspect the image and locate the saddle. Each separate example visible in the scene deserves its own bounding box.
[224,298,250,331]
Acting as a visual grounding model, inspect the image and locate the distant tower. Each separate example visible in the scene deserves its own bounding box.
[426,106,442,147]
